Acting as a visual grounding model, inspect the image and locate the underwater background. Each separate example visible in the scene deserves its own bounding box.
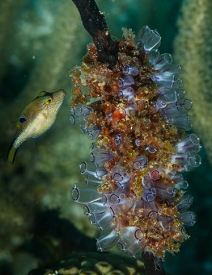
[0,0,212,274]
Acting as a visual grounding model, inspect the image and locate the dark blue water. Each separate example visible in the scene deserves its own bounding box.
[0,1,211,274]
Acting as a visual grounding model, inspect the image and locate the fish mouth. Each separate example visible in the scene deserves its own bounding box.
[52,89,66,102]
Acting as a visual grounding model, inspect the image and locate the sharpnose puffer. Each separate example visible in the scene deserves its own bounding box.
[7,89,66,164]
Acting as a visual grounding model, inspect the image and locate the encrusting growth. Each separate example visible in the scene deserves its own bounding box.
[70,26,201,260]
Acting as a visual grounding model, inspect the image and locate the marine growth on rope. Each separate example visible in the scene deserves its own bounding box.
[70,26,201,260]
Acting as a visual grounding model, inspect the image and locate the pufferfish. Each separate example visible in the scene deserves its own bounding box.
[7,89,66,164]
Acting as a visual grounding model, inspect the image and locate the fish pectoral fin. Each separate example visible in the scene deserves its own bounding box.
[7,144,19,164]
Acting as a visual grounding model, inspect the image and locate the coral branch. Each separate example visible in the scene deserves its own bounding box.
[72,0,118,68]
[174,0,212,165]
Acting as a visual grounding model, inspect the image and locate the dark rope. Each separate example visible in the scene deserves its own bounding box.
[72,0,119,68]
[142,252,167,275]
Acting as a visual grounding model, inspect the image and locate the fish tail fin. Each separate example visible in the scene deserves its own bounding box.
[7,144,18,164]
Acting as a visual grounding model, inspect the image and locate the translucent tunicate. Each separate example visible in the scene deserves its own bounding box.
[153,53,173,70]
[171,153,201,171]
[123,64,139,76]
[72,185,101,204]
[133,156,148,170]
[92,209,114,231]
[90,149,114,167]
[79,161,108,178]
[152,72,175,88]
[120,226,144,257]
[177,195,193,212]
[84,202,108,215]
[164,114,192,131]
[117,239,127,251]
[179,211,196,226]
[85,175,102,188]
[90,142,99,151]
[155,90,177,111]
[174,174,189,190]
[71,106,93,116]
[162,98,193,116]
[175,134,200,154]
[109,193,120,204]
[161,65,182,76]
[110,199,133,217]
[70,106,92,125]
[142,175,152,189]
[152,65,181,88]
[163,168,176,180]
[137,26,161,52]
[97,230,119,251]
[70,114,88,125]
[87,127,101,140]
[148,49,160,65]
[154,182,176,199]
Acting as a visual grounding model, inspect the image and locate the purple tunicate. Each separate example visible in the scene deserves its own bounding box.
[135,139,141,146]
[142,190,157,217]
[142,190,155,202]
[158,216,173,230]
[118,76,135,88]
[146,144,157,153]
[114,134,123,146]
[112,165,131,188]
[142,175,152,189]
[118,87,135,103]
[148,210,158,219]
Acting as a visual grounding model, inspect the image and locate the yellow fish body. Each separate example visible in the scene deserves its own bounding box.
[7,89,66,164]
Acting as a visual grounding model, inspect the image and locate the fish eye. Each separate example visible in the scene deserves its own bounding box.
[46,97,52,104]
[18,115,27,124]
[37,91,46,97]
